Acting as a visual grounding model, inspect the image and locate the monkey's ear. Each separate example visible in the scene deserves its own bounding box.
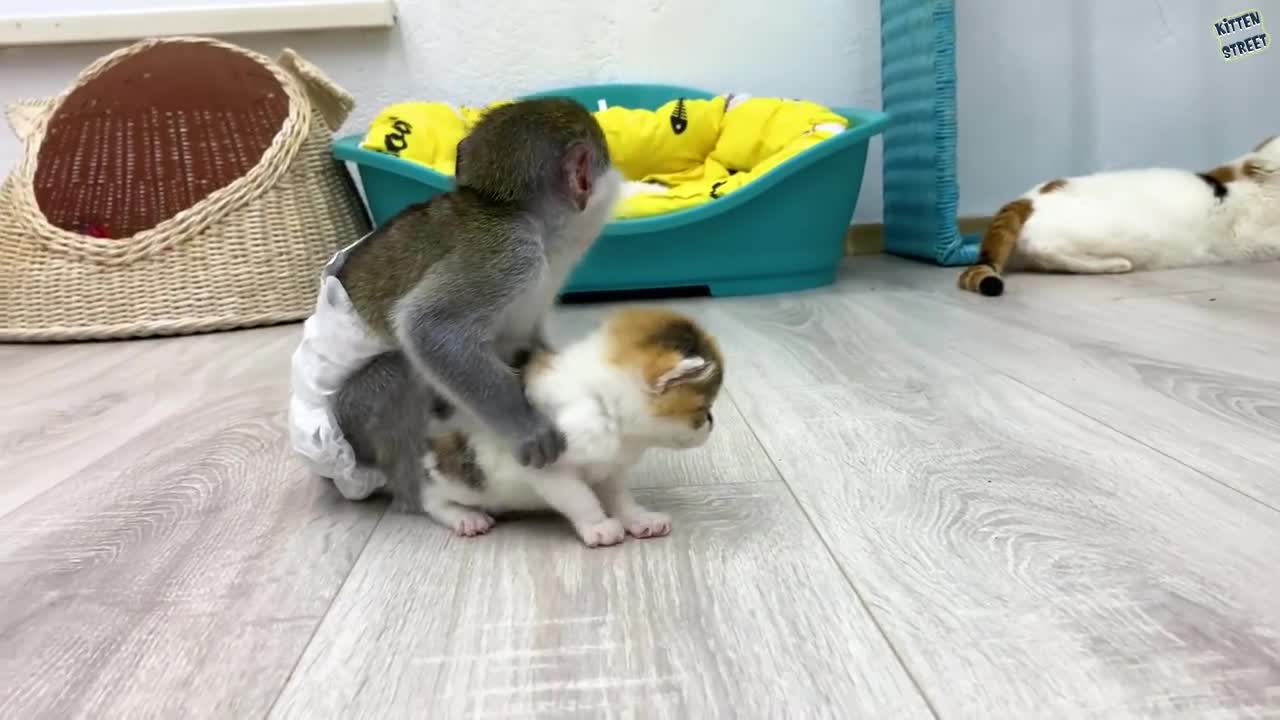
[564,141,594,211]
[649,356,716,394]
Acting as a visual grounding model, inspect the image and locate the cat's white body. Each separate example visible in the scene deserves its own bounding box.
[426,334,661,512]
[419,316,720,546]
[1011,138,1280,274]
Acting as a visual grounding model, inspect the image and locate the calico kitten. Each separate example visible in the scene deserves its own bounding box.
[418,307,724,547]
[959,134,1280,296]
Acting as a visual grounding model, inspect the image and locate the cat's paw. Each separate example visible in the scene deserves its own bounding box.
[452,511,496,537]
[623,511,672,539]
[578,518,626,548]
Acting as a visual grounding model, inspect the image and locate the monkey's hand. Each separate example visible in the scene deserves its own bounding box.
[514,406,567,468]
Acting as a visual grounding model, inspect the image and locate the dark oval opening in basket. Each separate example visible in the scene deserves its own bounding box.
[33,43,291,240]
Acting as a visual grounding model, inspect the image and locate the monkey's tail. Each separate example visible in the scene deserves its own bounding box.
[957,198,1033,297]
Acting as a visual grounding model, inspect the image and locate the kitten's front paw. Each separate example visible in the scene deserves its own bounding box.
[578,518,626,548]
[453,511,496,537]
[623,511,671,539]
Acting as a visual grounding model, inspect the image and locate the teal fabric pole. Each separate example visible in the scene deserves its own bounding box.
[880,0,977,266]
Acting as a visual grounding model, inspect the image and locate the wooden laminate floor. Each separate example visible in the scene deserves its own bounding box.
[3,257,1279,719]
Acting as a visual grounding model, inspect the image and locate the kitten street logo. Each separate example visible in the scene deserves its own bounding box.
[1216,9,1269,61]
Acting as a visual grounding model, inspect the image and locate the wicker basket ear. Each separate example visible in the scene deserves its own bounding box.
[6,99,54,142]
[277,48,356,131]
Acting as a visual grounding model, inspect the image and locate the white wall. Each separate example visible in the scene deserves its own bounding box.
[1,0,1276,221]
[957,0,1279,213]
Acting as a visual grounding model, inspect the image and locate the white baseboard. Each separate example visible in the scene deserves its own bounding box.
[845,216,993,256]
[0,0,395,47]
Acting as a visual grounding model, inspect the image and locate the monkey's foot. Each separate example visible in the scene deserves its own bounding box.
[453,511,496,537]
[577,518,626,548]
[622,511,671,539]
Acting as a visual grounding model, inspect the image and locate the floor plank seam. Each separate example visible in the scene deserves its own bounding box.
[725,388,943,718]
[948,344,1280,516]
[629,478,785,492]
[0,402,192,524]
[1107,287,1222,302]
[262,506,390,718]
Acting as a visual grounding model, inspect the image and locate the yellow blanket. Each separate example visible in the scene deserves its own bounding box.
[361,95,851,219]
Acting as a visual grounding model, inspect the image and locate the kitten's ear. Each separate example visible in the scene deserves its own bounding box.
[649,356,716,394]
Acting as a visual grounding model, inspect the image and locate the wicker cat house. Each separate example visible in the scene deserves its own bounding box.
[0,36,370,342]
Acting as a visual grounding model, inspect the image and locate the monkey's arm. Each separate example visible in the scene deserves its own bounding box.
[391,239,561,465]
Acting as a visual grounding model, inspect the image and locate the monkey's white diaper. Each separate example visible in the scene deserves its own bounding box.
[288,241,391,501]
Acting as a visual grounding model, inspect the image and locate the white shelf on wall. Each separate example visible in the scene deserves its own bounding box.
[0,0,395,47]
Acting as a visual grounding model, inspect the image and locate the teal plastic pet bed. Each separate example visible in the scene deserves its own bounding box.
[333,84,889,297]
[880,0,976,265]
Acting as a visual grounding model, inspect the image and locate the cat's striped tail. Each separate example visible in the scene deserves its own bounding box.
[957,198,1032,297]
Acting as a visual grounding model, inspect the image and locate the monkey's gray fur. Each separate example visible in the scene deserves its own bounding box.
[332,97,621,513]
[332,351,439,511]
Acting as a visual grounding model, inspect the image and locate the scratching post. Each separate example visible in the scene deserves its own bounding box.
[879,0,977,266]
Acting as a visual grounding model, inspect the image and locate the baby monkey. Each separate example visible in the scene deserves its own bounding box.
[327,97,622,512]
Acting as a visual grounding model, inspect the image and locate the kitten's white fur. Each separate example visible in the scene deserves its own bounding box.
[420,327,716,547]
[1011,136,1280,273]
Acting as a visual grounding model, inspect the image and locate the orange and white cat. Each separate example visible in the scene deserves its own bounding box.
[419,307,724,547]
[959,135,1280,296]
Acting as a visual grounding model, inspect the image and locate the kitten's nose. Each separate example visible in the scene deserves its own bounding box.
[706,411,714,427]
